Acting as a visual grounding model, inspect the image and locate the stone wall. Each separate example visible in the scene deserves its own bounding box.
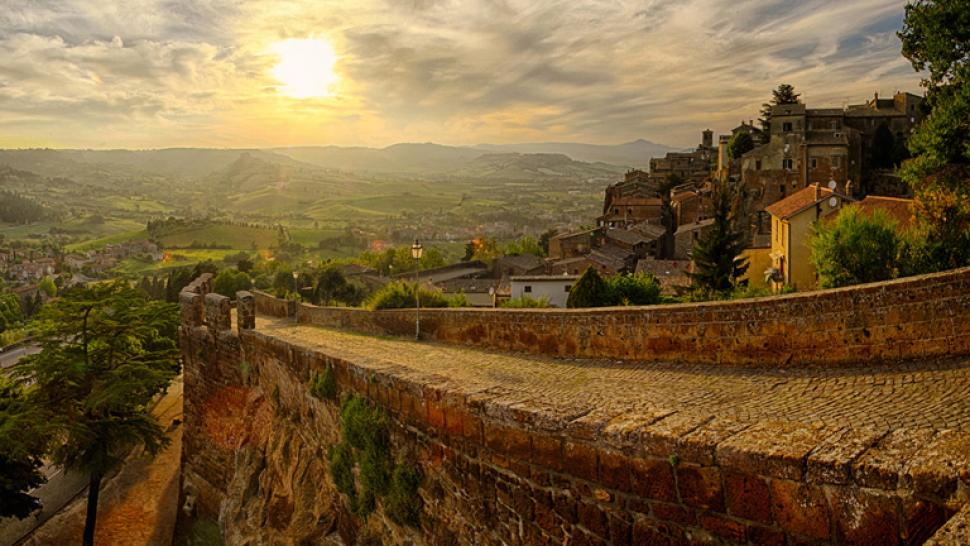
[295,266,970,368]
[179,284,970,546]
[254,289,295,318]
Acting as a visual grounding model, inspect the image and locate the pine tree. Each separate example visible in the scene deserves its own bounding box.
[687,186,749,293]
[14,282,179,546]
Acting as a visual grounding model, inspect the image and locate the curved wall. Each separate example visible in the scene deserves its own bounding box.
[294,266,970,367]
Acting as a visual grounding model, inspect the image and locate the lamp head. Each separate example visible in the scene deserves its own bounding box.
[293,271,299,280]
[411,239,424,259]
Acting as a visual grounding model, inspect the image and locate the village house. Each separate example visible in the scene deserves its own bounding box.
[649,130,718,186]
[509,275,579,308]
[548,228,602,260]
[436,278,501,308]
[64,254,89,270]
[765,184,856,290]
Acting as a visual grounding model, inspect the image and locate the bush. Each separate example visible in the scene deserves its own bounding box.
[605,273,663,306]
[310,360,337,400]
[213,269,252,299]
[500,295,552,308]
[809,206,902,289]
[367,281,449,310]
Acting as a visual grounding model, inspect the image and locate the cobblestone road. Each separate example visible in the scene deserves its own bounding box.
[257,317,970,432]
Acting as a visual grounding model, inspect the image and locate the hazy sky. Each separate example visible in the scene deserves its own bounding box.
[0,0,923,150]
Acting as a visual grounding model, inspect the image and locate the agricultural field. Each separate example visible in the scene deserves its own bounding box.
[156,224,279,250]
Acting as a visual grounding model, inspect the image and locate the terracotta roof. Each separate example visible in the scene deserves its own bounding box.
[630,223,667,240]
[765,186,845,220]
[609,197,662,206]
[635,259,691,295]
[827,196,914,231]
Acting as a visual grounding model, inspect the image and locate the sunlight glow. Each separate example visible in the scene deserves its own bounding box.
[271,38,339,98]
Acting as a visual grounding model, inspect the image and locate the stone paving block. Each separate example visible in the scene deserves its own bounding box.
[716,422,831,480]
[807,426,885,485]
[903,430,970,498]
[601,409,671,451]
[568,406,632,442]
[853,428,937,491]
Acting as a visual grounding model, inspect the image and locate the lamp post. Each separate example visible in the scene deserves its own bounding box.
[292,270,299,301]
[411,239,423,339]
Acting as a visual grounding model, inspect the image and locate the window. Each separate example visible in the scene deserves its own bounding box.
[565,285,572,292]
[833,156,841,168]
[782,158,793,170]
[783,122,793,132]
[830,121,839,130]
[524,286,532,293]
[810,157,818,169]
[779,184,786,196]
[756,160,762,170]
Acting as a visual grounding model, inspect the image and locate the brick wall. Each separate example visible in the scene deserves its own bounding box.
[179,287,970,545]
[294,266,970,368]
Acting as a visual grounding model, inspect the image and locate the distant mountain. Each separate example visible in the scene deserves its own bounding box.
[269,143,483,173]
[201,152,291,193]
[472,139,677,170]
[456,153,623,179]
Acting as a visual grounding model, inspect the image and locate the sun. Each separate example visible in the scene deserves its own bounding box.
[271,38,339,99]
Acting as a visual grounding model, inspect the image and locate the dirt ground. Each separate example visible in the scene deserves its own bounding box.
[19,376,184,546]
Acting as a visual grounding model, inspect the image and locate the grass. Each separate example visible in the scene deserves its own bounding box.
[157,225,278,250]
[288,229,342,246]
[0,221,56,239]
[112,249,239,275]
[66,228,151,252]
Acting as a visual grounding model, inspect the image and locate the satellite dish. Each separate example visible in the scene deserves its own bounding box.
[829,197,839,208]
[488,287,494,295]
[828,180,837,190]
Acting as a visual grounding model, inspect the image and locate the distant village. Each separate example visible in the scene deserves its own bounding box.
[343,90,924,307]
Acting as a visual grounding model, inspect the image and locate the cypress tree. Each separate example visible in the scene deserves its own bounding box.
[687,186,749,293]
[566,266,608,308]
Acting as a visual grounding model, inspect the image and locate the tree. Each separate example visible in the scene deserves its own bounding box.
[687,186,749,292]
[538,229,559,256]
[898,0,970,272]
[566,267,608,308]
[38,277,56,298]
[14,282,179,546]
[0,377,47,520]
[213,269,252,299]
[759,84,803,144]
[809,206,902,288]
[727,132,755,160]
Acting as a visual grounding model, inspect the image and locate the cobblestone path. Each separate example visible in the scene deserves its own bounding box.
[257,317,970,432]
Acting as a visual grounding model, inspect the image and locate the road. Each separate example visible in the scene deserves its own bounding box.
[0,344,39,370]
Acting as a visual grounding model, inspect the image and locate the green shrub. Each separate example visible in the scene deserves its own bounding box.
[500,295,552,308]
[605,272,663,306]
[366,281,449,310]
[446,291,473,308]
[213,269,252,299]
[310,360,337,400]
[385,454,424,527]
[189,520,225,546]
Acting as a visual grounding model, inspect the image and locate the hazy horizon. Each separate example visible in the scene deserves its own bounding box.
[1,0,923,151]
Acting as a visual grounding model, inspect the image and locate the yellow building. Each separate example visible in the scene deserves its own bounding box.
[764,184,855,290]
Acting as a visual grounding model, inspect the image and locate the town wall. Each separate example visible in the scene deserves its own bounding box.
[178,284,970,546]
[295,265,970,368]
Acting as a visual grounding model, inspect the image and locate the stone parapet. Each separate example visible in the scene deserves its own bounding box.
[178,315,970,545]
[290,265,970,368]
[204,293,231,332]
[236,291,255,331]
[179,291,204,327]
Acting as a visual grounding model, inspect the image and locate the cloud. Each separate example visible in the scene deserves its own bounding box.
[0,0,923,149]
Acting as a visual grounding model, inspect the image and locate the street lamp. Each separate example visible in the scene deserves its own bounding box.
[292,270,299,302]
[411,239,423,339]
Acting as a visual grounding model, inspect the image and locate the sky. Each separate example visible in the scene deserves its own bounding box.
[0,0,924,150]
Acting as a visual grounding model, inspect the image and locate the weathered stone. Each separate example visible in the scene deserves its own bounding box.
[831,489,900,546]
[724,471,772,524]
[852,428,937,490]
[601,409,670,450]
[204,293,232,332]
[698,514,745,542]
[639,413,712,458]
[599,450,631,492]
[533,434,563,472]
[677,418,748,466]
[564,442,598,483]
[236,291,256,331]
[807,426,885,485]
[630,457,676,502]
[578,502,610,540]
[903,430,970,498]
[676,465,724,512]
[923,503,970,546]
[652,503,696,526]
[180,291,204,326]
[716,421,830,480]
[632,522,670,546]
[771,480,831,541]
[746,525,785,546]
[903,499,947,546]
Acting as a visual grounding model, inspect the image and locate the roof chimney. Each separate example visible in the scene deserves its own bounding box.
[814,182,821,200]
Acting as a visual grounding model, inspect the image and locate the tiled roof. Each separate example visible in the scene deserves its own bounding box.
[764,186,838,220]
[510,274,581,282]
[635,259,691,295]
[606,229,649,246]
[827,196,914,231]
[437,278,501,294]
[498,253,543,271]
[671,191,697,203]
[675,218,715,234]
[609,197,662,206]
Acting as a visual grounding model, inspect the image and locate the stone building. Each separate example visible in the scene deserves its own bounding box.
[648,130,717,186]
[739,92,923,215]
[548,228,602,260]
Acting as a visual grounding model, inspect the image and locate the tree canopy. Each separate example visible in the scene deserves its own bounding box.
[727,132,756,160]
[13,282,180,546]
[809,206,903,289]
[772,83,802,105]
[898,0,970,272]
